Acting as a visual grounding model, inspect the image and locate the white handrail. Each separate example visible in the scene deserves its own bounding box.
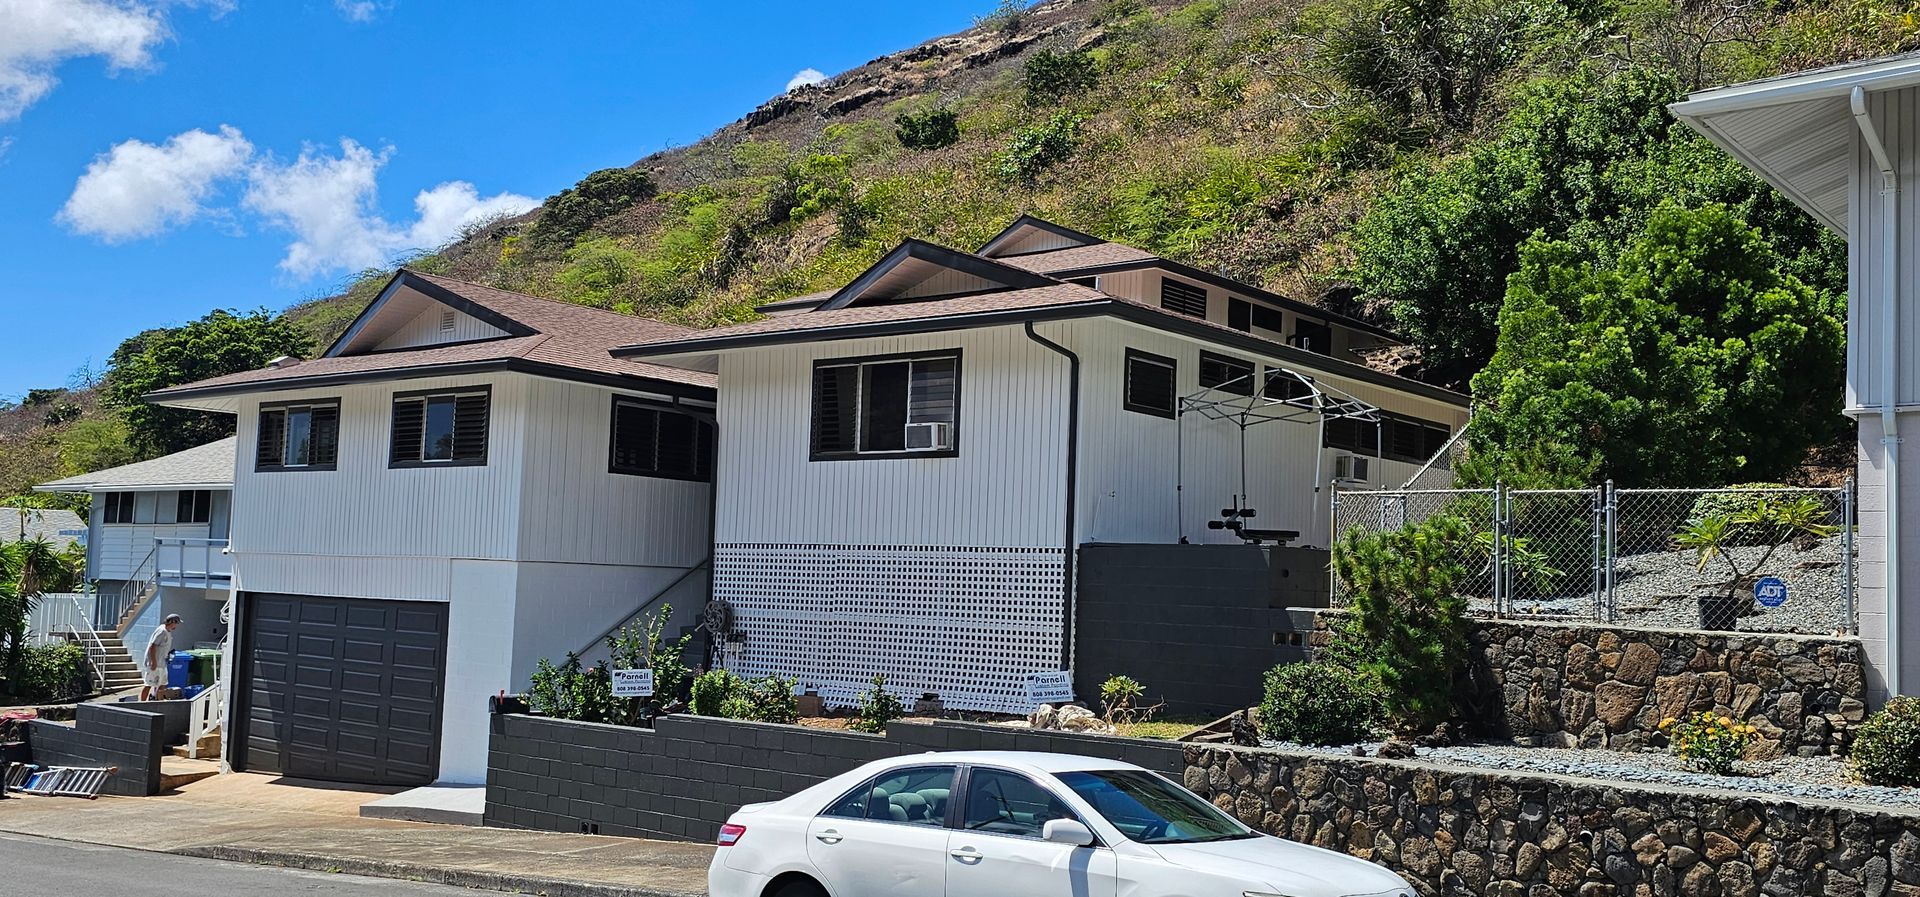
[185,680,223,759]
[63,593,110,694]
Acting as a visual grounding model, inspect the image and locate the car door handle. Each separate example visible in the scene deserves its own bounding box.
[815,830,843,845]
[949,847,983,864]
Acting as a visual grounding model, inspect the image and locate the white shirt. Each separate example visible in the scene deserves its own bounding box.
[146,626,173,669]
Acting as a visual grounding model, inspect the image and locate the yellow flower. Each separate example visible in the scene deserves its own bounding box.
[1661,717,1677,729]
[1719,716,1734,728]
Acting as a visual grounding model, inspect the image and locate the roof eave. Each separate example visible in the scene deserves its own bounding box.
[613,300,1119,361]
[1671,54,1920,118]
[35,480,231,494]
[147,357,715,406]
[1056,258,1405,343]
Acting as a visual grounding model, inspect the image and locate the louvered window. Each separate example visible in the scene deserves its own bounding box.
[1198,352,1254,396]
[256,400,339,471]
[391,388,489,467]
[1264,368,1314,404]
[810,352,961,459]
[1123,349,1177,419]
[610,398,715,481]
[1160,278,1208,318]
[1380,415,1451,464]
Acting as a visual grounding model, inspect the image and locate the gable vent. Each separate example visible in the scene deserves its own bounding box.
[439,309,457,332]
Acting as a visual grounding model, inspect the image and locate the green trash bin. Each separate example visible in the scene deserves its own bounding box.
[185,648,222,687]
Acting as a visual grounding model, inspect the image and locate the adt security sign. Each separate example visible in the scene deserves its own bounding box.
[1026,671,1074,705]
[1755,576,1789,608]
[612,668,655,698]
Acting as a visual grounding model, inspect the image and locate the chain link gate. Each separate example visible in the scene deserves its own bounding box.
[1330,480,1858,635]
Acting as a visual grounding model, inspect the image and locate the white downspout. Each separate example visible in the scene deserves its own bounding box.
[1853,85,1904,696]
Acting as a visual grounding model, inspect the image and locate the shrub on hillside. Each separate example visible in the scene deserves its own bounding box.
[896,107,961,151]
[531,167,658,247]
[995,113,1083,185]
[1851,697,1920,787]
[1257,662,1385,746]
[1023,49,1098,105]
[1331,514,1473,727]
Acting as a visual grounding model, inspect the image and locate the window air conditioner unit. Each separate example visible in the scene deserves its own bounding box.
[904,421,955,451]
[1333,454,1370,484]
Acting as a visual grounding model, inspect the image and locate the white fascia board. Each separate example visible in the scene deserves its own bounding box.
[1672,54,1920,118]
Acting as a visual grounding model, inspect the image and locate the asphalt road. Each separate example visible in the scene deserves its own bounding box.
[0,832,482,895]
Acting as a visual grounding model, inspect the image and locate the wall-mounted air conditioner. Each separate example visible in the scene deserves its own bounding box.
[905,421,955,451]
[1333,454,1370,484]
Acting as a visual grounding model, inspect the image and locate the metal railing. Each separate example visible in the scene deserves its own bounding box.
[60,593,111,694]
[155,538,230,588]
[1331,481,1857,636]
[26,591,94,647]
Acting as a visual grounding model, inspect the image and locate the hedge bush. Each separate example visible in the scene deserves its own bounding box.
[1256,661,1385,746]
[1852,697,1920,786]
[690,668,742,717]
[1,641,88,704]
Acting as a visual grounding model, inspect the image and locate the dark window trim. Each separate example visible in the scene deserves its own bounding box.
[388,385,491,469]
[102,492,135,525]
[1122,348,1178,419]
[1159,277,1209,319]
[255,398,341,473]
[809,349,964,462]
[1198,351,1255,396]
[606,394,716,482]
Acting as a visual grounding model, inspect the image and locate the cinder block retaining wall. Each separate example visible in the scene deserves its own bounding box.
[1187,744,1920,897]
[1311,613,1868,755]
[24,703,165,796]
[484,713,1181,841]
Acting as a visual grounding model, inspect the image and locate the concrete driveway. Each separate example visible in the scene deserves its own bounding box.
[0,772,713,897]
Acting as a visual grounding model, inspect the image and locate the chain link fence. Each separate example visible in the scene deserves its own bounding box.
[1330,482,1857,636]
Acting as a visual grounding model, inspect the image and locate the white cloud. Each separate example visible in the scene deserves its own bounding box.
[334,0,379,22]
[242,138,536,276]
[786,68,828,91]
[0,0,236,121]
[58,125,254,241]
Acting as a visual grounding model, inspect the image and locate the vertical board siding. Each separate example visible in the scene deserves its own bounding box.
[1851,84,1920,409]
[229,373,526,600]
[374,304,508,351]
[897,267,1006,299]
[93,522,213,581]
[716,326,1070,547]
[514,378,711,568]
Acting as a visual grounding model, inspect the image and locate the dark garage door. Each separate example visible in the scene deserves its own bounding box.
[237,593,448,786]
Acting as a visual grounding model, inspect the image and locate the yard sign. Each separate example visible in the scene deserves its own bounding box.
[612,668,655,698]
[1025,670,1074,705]
[1755,576,1788,608]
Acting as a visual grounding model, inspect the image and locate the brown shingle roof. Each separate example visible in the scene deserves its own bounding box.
[645,283,1109,342]
[995,242,1159,273]
[150,271,715,401]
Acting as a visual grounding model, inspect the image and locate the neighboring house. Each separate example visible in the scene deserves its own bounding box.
[617,216,1471,713]
[1672,52,1920,703]
[35,438,236,653]
[1,506,86,548]
[146,270,717,786]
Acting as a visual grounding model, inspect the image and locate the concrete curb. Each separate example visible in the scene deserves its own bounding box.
[171,845,706,897]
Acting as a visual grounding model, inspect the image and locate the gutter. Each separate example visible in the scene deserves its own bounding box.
[1023,321,1081,672]
[1853,85,1904,695]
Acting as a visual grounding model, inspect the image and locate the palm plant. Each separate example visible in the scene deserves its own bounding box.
[1673,496,1840,611]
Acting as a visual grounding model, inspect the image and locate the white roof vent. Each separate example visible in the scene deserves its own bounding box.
[266,355,302,369]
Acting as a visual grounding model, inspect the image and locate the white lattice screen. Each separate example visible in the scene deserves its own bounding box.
[714,544,1066,713]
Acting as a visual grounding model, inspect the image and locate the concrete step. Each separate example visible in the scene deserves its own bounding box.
[158,757,219,791]
[171,728,221,760]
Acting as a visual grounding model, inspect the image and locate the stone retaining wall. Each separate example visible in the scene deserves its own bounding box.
[1187,744,1920,897]
[1311,613,1868,755]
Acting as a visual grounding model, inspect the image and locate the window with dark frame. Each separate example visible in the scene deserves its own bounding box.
[391,388,489,467]
[1197,352,1254,396]
[1159,278,1208,318]
[1123,349,1177,419]
[1290,319,1332,355]
[1250,302,1285,333]
[102,492,134,525]
[610,398,715,481]
[1228,298,1251,332]
[256,400,340,471]
[1263,368,1314,404]
[810,353,961,459]
[1324,413,1450,463]
[176,490,212,525]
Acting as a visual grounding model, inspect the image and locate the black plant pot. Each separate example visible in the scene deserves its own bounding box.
[1698,594,1746,632]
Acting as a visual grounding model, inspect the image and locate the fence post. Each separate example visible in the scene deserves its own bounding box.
[1591,485,1605,624]
[1329,485,1342,606]
[1604,479,1618,624]
[1844,477,1857,635]
[1492,481,1506,617]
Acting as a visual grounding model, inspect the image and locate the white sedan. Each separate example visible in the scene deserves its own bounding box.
[708,750,1415,897]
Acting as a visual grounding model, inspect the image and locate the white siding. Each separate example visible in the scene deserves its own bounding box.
[1092,268,1379,365]
[514,378,712,568]
[374,303,508,351]
[94,523,214,581]
[994,229,1087,255]
[897,267,1006,299]
[714,326,1071,547]
[1850,84,1920,410]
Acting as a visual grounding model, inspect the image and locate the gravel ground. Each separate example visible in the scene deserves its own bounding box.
[1260,738,1918,809]
[1483,535,1854,635]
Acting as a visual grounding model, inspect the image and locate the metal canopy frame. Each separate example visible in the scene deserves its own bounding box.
[1175,366,1382,543]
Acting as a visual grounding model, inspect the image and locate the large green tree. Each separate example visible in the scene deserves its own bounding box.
[1466,203,1846,487]
[103,310,313,456]
[1347,66,1845,387]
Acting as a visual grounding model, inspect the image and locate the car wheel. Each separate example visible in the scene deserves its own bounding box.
[770,877,828,897]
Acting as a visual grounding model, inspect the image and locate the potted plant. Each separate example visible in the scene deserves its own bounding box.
[1673,495,1838,630]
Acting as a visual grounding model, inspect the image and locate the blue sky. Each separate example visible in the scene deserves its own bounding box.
[0,0,991,400]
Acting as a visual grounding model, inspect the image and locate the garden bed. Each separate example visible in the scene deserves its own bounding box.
[1263,737,1916,809]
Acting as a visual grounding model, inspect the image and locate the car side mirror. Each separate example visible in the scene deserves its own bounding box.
[1042,819,1095,847]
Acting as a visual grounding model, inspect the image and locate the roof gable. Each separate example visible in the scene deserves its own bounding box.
[818,239,1060,310]
[329,270,536,356]
[35,437,237,492]
[977,215,1105,258]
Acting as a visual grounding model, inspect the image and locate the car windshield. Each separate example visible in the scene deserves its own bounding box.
[1054,769,1255,844]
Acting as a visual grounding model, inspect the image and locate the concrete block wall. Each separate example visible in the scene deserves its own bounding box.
[24,703,165,796]
[485,713,1182,842]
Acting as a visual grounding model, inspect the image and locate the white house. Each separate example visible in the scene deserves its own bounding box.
[617,216,1470,713]
[36,437,236,654]
[147,270,718,785]
[1673,51,1920,703]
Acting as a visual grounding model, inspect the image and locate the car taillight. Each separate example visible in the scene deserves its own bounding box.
[717,823,747,847]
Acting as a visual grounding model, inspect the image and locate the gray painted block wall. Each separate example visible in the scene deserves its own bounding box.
[1075,543,1328,715]
[25,703,166,796]
[485,713,1183,842]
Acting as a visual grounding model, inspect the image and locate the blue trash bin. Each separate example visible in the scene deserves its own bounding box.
[166,651,193,690]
